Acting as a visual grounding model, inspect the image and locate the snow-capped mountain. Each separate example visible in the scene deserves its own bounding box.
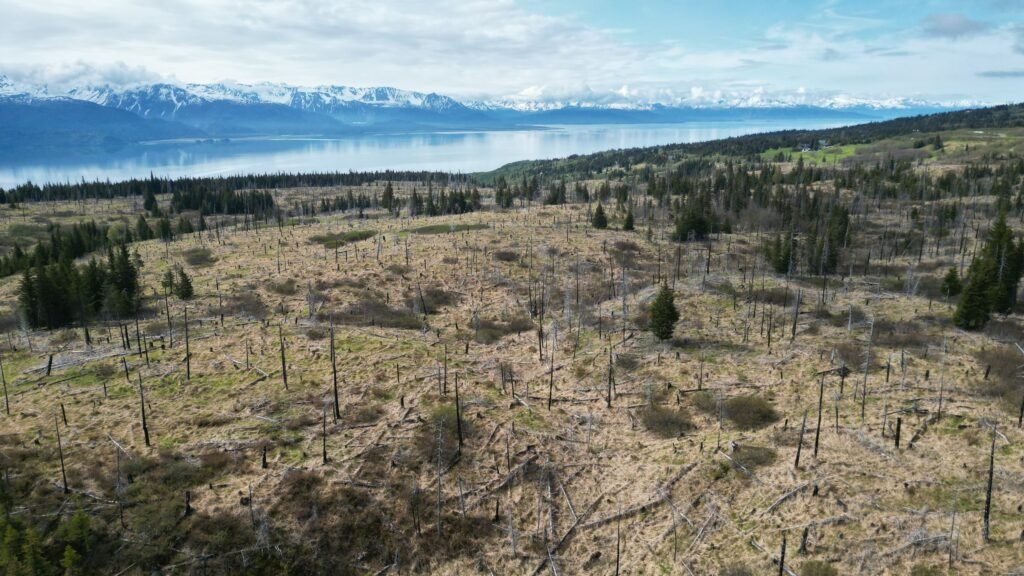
[68,84,207,119]
[0,74,52,101]
[467,89,973,113]
[7,74,972,123]
[0,73,974,160]
[67,81,471,119]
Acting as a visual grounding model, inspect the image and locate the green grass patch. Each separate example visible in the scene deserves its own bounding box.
[406,223,488,235]
[310,229,376,248]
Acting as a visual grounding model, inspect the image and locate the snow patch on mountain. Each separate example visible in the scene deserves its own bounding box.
[3,74,979,116]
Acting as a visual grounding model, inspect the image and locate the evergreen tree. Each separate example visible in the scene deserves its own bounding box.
[954,212,1024,329]
[623,207,635,231]
[174,267,194,300]
[955,259,994,329]
[161,269,176,295]
[19,527,51,576]
[941,266,962,297]
[672,210,709,242]
[135,215,153,241]
[156,218,174,242]
[143,189,157,213]
[105,244,140,319]
[649,284,680,341]
[768,231,794,274]
[17,269,37,329]
[61,546,82,576]
[176,216,194,236]
[592,203,608,229]
[381,182,395,212]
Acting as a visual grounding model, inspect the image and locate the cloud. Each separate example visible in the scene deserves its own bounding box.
[977,69,1024,77]
[4,61,167,92]
[820,48,846,61]
[922,13,992,39]
[1013,24,1024,53]
[0,0,1023,104]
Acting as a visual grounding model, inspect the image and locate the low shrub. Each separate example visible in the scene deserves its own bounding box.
[310,229,376,248]
[328,298,422,330]
[723,396,779,429]
[405,286,459,313]
[407,223,488,235]
[975,345,1024,412]
[731,445,776,469]
[215,291,267,319]
[268,278,298,295]
[181,247,215,266]
[801,560,838,576]
[641,405,693,438]
[472,316,535,344]
[492,249,519,262]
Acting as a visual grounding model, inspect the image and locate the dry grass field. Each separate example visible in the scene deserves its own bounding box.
[0,180,1022,575]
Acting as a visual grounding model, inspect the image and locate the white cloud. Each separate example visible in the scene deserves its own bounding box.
[0,0,1022,104]
[922,13,991,39]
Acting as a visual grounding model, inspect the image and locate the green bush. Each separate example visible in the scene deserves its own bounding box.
[910,564,942,576]
[731,445,776,469]
[641,405,693,438]
[268,278,298,295]
[407,223,488,235]
[405,286,460,313]
[492,249,519,262]
[329,298,422,330]
[692,390,718,413]
[472,316,535,344]
[801,560,838,576]
[723,396,779,429]
[181,247,215,266]
[310,229,376,248]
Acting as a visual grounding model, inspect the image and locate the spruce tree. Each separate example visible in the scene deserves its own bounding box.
[649,284,680,341]
[954,211,1024,329]
[135,215,152,241]
[592,203,608,229]
[174,268,194,301]
[143,189,157,213]
[955,261,994,329]
[623,207,635,231]
[941,267,962,297]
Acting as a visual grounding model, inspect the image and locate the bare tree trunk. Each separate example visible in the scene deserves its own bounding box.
[814,376,824,458]
[330,321,340,420]
[184,303,191,380]
[55,416,69,494]
[279,325,288,390]
[982,425,996,543]
[138,374,150,447]
[795,411,807,469]
[0,347,9,415]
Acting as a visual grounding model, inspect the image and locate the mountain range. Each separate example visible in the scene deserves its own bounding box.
[0,74,968,159]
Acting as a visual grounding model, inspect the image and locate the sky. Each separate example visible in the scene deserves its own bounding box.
[2,0,1024,104]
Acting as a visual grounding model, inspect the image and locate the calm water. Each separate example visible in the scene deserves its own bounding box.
[0,121,848,187]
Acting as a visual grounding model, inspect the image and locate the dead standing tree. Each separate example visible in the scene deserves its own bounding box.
[138,374,151,447]
[279,325,288,390]
[982,424,996,543]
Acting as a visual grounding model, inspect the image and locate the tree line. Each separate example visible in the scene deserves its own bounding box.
[18,242,141,330]
[0,170,474,204]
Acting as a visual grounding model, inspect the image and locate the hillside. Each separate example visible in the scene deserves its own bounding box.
[480,102,1024,183]
[0,107,1022,575]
